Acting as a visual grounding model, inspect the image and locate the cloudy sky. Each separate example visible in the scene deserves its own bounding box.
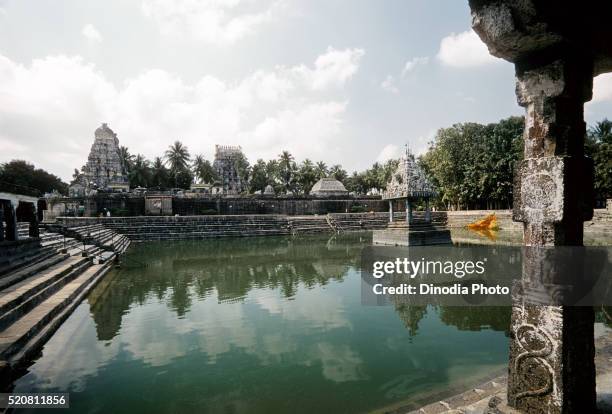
[1,0,611,182]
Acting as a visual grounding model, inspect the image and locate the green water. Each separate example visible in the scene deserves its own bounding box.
[13,233,510,414]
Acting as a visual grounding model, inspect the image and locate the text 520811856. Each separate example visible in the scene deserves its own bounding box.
[0,393,69,408]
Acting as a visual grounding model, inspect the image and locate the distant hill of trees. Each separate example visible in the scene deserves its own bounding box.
[0,160,68,197]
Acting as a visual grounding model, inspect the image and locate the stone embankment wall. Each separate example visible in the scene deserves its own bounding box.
[57,213,395,241]
[446,209,611,233]
[56,209,610,242]
[49,195,386,218]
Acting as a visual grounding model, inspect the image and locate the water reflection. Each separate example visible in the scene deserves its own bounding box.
[14,233,511,414]
[87,234,367,340]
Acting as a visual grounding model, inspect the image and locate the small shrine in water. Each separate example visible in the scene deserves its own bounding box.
[374,146,451,246]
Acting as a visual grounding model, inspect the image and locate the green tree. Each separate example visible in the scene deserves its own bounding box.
[329,164,348,182]
[315,161,328,179]
[297,159,317,194]
[419,116,524,210]
[193,154,218,184]
[265,160,282,193]
[249,159,269,193]
[0,160,68,196]
[344,171,367,195]
[173,168,194,189]
[150,157,169,189]
[586,119,612,202]
[232,152,250,192]
[165,141,191,188]
[119,146,134,175]
[129,154,151,188]
[278,151,296,193]
[164,141,191,173]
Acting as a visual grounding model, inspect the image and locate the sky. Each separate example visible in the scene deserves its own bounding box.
[1,0,611,182]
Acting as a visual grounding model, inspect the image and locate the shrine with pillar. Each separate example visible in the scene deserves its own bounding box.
[373,147,451,246]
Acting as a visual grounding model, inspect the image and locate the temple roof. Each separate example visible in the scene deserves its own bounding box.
[311,178,348,196]
[382,148,436,200]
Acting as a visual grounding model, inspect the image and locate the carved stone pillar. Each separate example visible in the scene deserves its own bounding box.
[28,203,39,238]
[5,202,17,241]
[510,58,595,413]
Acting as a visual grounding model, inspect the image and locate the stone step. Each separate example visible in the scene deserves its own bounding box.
[0,256,93,330]
[125,229,291,240]
[0,260,112,364]
[0,243,51,278]
[0,252,69,291]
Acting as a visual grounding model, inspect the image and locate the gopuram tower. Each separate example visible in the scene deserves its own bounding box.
[80,123,130,193]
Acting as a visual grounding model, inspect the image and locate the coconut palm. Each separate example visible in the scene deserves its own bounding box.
[590,119,612,143]
[329,164,347,182]
[192,154,218,184]
[297,159,317,194]
[129,154,150,188]
[151,157,169,188]
[164,141,191,173]
[119,146,134,174]
[315,161,328,179]
[278,151,295,191]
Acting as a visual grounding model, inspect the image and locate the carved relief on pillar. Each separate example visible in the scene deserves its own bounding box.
[508,303,562,410]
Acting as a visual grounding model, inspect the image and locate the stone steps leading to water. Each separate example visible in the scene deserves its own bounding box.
[0,226,129,376]
[0,258,113,366]
[0,255,93,330]
[288,216,331,235]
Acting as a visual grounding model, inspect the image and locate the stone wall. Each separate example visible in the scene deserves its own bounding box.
[51,195,386,217]
[172,197,386,216]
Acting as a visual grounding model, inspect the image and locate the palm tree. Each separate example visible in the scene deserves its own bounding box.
[329,164,347,182]
[151,157,169,188]
[164,141,191,173]
[297,159,317,194]
[315,161,328,179]
[119,146,134,175]
[192,154,205,181]
[590,119,612,143]
[278,151,295,191]
[129,154,150,188]
[192,154,218,183]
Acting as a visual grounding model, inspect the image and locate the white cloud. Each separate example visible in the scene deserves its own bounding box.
[437,30,501,68]
[376,144,401,162]
[0,47,363,181]
[293,46,365,90]
[401,56,428,77]
[141,0,284,45]
[380,75,399,94]
[592,73,612,103]
[82,23,103,43]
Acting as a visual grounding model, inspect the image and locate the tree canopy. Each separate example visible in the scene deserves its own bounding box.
[0,160,68,196]
[419,116,524,210]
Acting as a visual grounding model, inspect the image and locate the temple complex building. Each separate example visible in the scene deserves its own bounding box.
[213,145,244,195]
[71,123,129,196]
